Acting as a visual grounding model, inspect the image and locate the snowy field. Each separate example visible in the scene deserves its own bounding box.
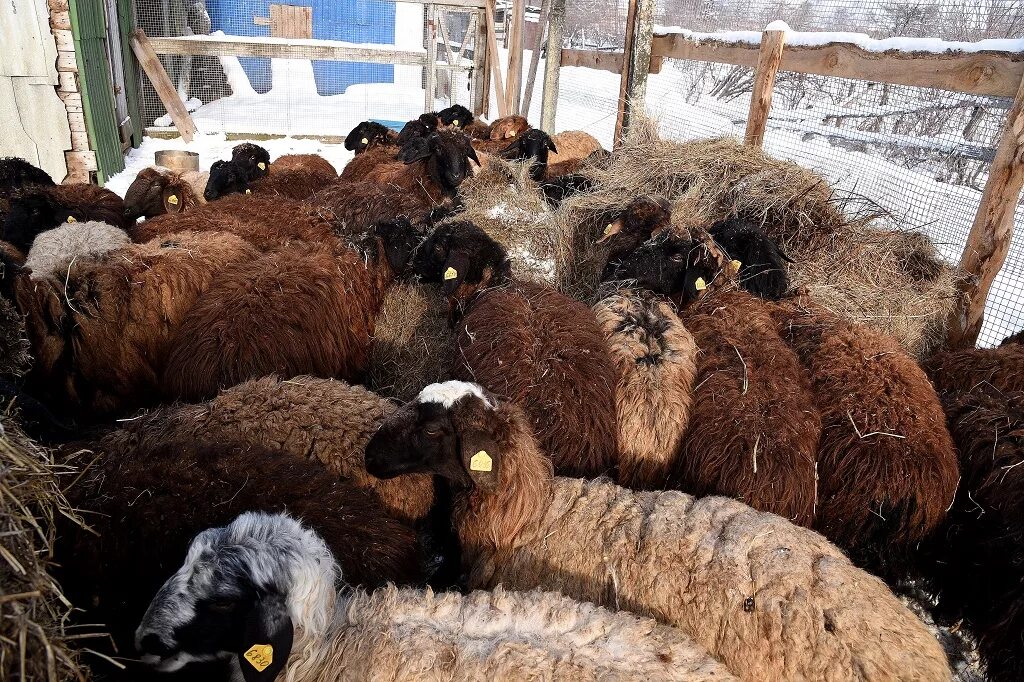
[108,46,1024,346]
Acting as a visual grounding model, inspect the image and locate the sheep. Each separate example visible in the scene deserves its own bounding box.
[924,387,1024,682]
[203,159,251,200]
[137,511,737,682]
[122,166,211,219]
[6,231,260,418]
[162,219,421,401]
[925,343,1024,396]
[249,168,339,200]
[365,381,952,682]
[269,153,337,177]
[24,220,131,278]
[593,290,698,489]
[0,277,30,381]
[0,157,55,196]
[90,374,434,524]
[1000,328,1024,345]
[548,130,604,166]
[498,128,559,181]
[344,120,399,155]
[44,183,130,228]
[397,112,441,146]
[709,217,792,300]
[2,184,128,254]
[437,103,477,131]
[412,221,620,478]
[597,196,673,280]
[231,142,271,181]
[339,143,401,181]
[469,115,531,154]
[359,129,480,195]
[540,172,596,207]
[57,439,423,680]
[1,192,73,254]
[770,297,958,571]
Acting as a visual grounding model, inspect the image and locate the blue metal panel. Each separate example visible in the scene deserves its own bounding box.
[206,0,397,96]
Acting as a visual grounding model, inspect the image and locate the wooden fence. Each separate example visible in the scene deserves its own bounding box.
[540,16,1024,349]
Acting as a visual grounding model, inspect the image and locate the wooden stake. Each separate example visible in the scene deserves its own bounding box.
[129,29,197,142]
[484,0,508,118]
[539,0,564,132]
[520,0,551,116]
[613,0,655,146]
[744,28,786,147]
[424,5,438,111]
[505,0,526,114]
[946,72,1024,348]
[472,9,490,116]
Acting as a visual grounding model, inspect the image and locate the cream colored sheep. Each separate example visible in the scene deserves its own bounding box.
[25,220,131,278]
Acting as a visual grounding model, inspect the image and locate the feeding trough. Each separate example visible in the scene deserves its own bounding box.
[155,150,200,173]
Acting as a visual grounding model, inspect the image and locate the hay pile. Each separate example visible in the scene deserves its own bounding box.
[552,119,961,357]
[0,295,31,381]
[0,406,88,681]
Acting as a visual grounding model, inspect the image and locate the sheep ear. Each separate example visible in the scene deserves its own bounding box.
[464,144,480,167]
[237,594,293,682]
[498,138,523,159]
[161,186,184,214]
[546,138,558,153]
[399,137,432,164]
[442,250,473,297]
[460,429,501,489]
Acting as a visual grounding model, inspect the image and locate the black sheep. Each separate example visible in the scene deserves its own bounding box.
[437,104,473,128]
[0,157,55,197]
[598,196,672,279]
[345,120,398,154]
[540,173,595,207]
[1,193,73,253]
[500,129,558,181]
[230,142,271,181]
[203,159,251,201]
[398,113,441,147]
[709,217,792,300]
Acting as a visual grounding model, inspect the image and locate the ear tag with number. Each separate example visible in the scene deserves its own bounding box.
[257,162,267,170]
[167,194,179,205]
[66,216,77,223]
[603,224,614,236]
[470,450,492,472]
[243,644,273,672]
[694,277,707,291]
[443,266,458,281]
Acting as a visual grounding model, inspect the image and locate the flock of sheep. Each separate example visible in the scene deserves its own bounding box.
[0,102,1022,682]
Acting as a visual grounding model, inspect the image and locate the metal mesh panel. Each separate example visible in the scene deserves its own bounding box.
[133,0,481,136]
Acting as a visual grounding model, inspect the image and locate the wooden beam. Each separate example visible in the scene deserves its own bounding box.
[424,5,438,110]
[613,0,655,146]
[560,49,663,74]
[505,0,525,114]
[269,4,313,39]
[520,0,550,116]
[129,29,197,142]
[745,28,786,147]
[651,32,1024,98]
[539,0,564,131]
[472,10,489,116]
[484,0,507,118]
[946,72,1024,348]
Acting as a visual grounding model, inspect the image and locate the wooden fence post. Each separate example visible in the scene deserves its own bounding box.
[129,29,197,142]
[484,0,508,118]
[744,27,786,147]
[473,9,490,116]
[505,0,526,114]
[424,5,438,111]
[520,0,551,116]
[613,0,655,146]
[946,72,1024,348]
[539,0,565,132]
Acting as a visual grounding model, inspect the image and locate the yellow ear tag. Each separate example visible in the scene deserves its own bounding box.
[361,137,369,144]
[603,224,613,236]
[66,216,77,223]
[443,266,458,281]
[730,259,742,272]
[694,277,707,291]
[245,189,252,195]
[470,450,492,472]
[243,644,273,672]
[167,194,179,205]
[257,162,267,170]
[453,119,460,127]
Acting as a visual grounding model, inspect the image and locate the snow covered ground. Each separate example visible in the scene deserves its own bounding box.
[107,44,1024,346]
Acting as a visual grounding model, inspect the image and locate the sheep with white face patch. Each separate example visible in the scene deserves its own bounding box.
[137,511,736,682]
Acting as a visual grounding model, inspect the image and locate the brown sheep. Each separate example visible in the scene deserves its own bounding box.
[249,168,339,200]
[45,183,130,229]
[548,130,604,166]
[122,166,209,220]
[412,221,619,478]
[57,438,423,681]
[340,143,400,181]
[8,231,259,419]
[770,297,958,572]
[269,153,337,177]
[594,290,698,489]
[90,374,435,524]
[674,288,821,527]
[469,115,531,154]
[925,343,1024,396]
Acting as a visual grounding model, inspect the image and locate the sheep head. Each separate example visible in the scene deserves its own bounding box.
[488,116,530,142]
[398,131,480,195]
[204,161,250,202]
[397,113,441,147]
[344,121,395,154]
[500,129,557,182]
[365,380,502,490]
[0,157,55,198]
[411,221,510,303]
[135,512,337,681]
[604,231,696,298]
[231,143,271,181]
[373,216,426,277]
[1,192,73,254]
[709,218,792,300]
[437,104,473,129]
[123,168,172,220]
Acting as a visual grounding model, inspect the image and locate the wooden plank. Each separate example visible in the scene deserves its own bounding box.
[744,29,785,147]
[559,48,662,74]
[946,73,1024,348]
[505,0,525,113]
[53,28,75,52]
[539,0,564,131]
[57,71,77,92]
[650,32,1024,98]
[520,0,550,115]
[117,0,143,147]
[484,0,507,118]
[51,10,72,31]
[614,0,654,145]
[70,128,90,149]
[130,29,197,142]
[65,150,97,171]
[424,4,437,109]
[56,51,78,72]
[472,9,489,116]
[270,4,312,39]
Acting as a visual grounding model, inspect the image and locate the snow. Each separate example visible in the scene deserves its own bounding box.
[654,26,1024,54]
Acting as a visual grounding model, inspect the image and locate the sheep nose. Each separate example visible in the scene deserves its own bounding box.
[138,631,176,658]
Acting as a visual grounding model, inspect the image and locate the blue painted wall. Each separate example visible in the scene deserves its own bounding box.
[206,0,396,95]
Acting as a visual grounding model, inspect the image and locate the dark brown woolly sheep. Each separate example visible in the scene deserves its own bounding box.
[122,167,210,220]
[920,387,1024,682]
[594,291,697,489]
[770,297,958,570]
[9,231,259,418]
[91,374,435,524]
[340,143,400,181]
[413,221,619,478]
[269,153,337,177]
[0,157,55,197]
[44,183,129,229]
[161,222,417,401]
[345,120,400,155]
[673,288,821,527]
[3,185,127,255]
[925,343,1024,396]
[57,439,423,681]
[469,115,531,154]
[1000,328,1024,345]
[249,168,339,200]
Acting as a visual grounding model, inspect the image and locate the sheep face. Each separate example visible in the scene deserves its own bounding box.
[598,196,672,277]
[500,129,557,182]
[605,232,694,297]
[231,143,271,181]
[709,218,792,300]
[123,168,170,220]
[397,113,441,147]
[0,157,55,196]
[204,161,250,201]
[345,121,393,154]
[365,381,501,490]
[399,131,480,195]
[411,221,509,299]
[136,512,332,681]
[374,217,424,276]
[2,193,73,253]
[438,104,473,129]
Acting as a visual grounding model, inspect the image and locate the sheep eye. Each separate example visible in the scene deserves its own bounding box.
[424,425,443,438]
[670,254,685,263]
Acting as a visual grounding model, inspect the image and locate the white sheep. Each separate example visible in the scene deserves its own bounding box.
[25,220,130,278]
[135,511,736,682]
[365,381,953,682]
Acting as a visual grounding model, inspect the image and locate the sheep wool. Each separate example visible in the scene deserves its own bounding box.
[25,220,130,278]
[594,291,697,489]
[270,153,337,177]
[925,343,1024,396]
[93,375,433,524]
[548,130,604,166]
[45,182,129,229]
